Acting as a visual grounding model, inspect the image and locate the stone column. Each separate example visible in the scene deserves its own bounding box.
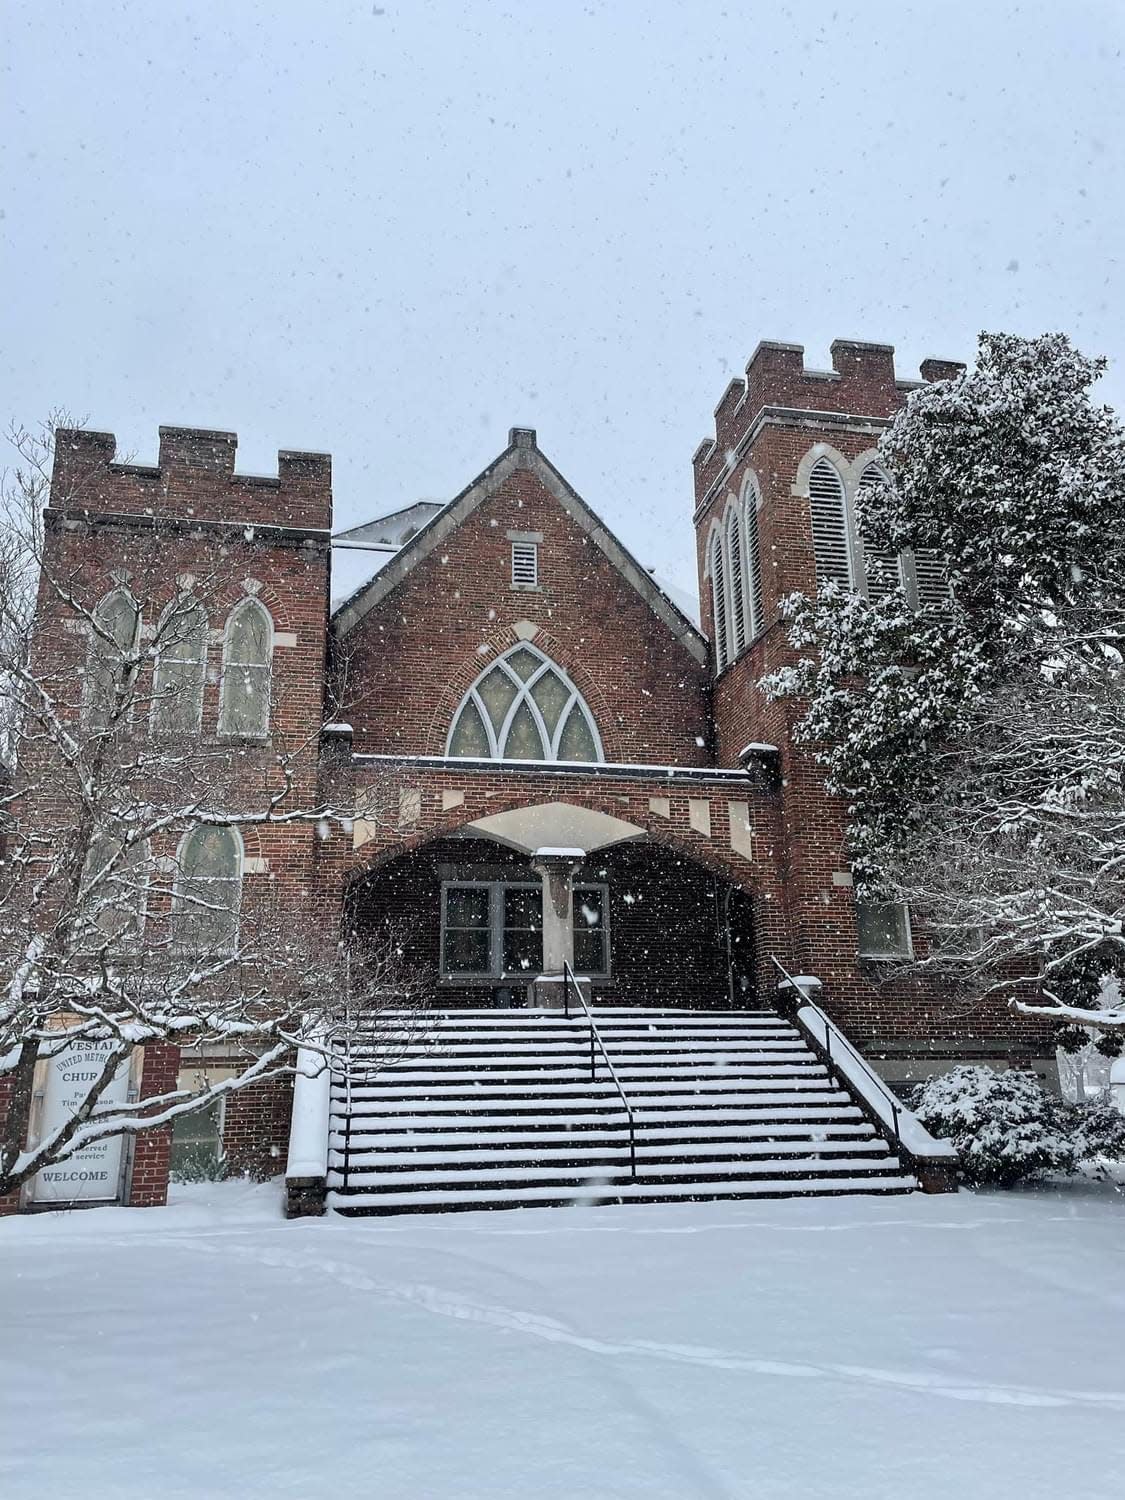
[530,847,585,1010]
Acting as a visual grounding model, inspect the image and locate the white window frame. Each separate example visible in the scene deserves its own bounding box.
[740,473,766,643]
[84,587,140,727]
[856,899,914,961]
[802,449,949,612]
[445,644,604,762]
[708,526,728,674]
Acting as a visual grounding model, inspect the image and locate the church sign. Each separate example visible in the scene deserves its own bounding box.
[30,1041,131,1205]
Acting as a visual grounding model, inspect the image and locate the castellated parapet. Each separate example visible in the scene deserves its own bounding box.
[49,426,333,533]
[692,339,965,507]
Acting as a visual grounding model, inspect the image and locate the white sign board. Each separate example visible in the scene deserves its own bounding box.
[31,1040,131,1204]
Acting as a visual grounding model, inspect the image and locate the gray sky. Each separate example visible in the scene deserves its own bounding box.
[4,0,1124,594]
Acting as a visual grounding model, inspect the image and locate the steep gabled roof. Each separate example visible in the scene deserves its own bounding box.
[331,428,708,666]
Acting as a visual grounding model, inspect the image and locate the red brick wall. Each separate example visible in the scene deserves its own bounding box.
[691,342,1050,1055]
[127,1043,179,1207]
[5,427,347,1214]
[336,462,711,766]
[223,1076,294,1179]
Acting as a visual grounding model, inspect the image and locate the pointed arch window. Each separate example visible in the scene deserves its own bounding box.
[808,458,854,590]
[174,825,242,952]
[446,645,603,762]
[709,529,728,673]
[85,588,139,729]
[152,597,208,736]
[855,462,950,611]
[856,464,903,602]
[80,826,147,948]
[741,476,765,641]
[219,598,273,739]
[725,508,747,657]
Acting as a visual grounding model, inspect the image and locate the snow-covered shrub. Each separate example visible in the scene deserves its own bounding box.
[912,1065,1077,1187]
[1073,1098,1125,1167]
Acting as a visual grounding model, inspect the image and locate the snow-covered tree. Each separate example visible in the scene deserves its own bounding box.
[0,419,421,1203]
[766,333,1125,1039]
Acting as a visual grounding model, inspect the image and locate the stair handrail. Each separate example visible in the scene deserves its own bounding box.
[562,962,638,1180]
[768,955,958,1190]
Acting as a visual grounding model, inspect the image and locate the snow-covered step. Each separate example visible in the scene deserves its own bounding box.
[327,1173,917,1214]
[333,1119,877,1152]
[330,1138,892,1172]
[319,1007,918,1217]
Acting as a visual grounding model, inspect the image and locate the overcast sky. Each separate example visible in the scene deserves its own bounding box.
[4,1,1124,594]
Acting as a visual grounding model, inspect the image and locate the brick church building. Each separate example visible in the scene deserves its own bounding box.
[8,338,1054,1216]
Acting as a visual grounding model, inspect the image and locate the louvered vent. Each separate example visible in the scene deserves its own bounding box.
[745,491,765,637]
[857,465,901,601]
[727,512,747,656]
[710,532,728,674]
[510,541,538,588]
[912,549,950,609]
[808,460,852,589]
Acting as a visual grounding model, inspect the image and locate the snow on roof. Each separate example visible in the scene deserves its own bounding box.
[331,499,449,614]
[649,571,700,627]
[330,544,397,613]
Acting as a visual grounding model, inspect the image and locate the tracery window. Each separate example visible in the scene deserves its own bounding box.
[446,644,602,762]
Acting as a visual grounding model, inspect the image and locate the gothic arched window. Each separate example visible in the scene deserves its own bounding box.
[152,596,208,737]
[173,824,242,952]
[85,587,139,729]
[725,507,747,658]
[741,475,765,641]
[446,644,603,762]
[219,598,273,739]
[808,457,855,590]
[709,528,728,674]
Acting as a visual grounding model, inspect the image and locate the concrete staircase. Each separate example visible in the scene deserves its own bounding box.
[325,1008,917,1214]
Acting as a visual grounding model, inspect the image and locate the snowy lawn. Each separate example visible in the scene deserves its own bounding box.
[3,1180,1125,1500]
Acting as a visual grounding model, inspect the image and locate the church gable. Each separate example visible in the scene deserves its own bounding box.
[332,430,712,764]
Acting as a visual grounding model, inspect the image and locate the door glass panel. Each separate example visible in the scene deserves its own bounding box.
[443,928,491,974]
[503,700,545,759]
[557,704,598,761]
[446,885,490,927]
[573,887,608,974]
[529,670,570,737]
[502,886,543,974]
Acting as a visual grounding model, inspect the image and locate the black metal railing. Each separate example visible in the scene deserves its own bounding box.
[769,954,902,1141]
[562,962,638,1180]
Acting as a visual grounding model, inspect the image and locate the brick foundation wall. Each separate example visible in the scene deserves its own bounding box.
[127,1042,180,1207]
[223,1076,294,1179]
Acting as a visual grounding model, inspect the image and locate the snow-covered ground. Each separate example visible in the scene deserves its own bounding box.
[3,1181,1124,1500]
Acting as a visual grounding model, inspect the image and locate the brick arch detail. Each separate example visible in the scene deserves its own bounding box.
[348,792,766,897]
[424,626,620,760]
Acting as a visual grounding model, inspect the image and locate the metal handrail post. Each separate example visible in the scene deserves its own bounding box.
[563,962,638,1182]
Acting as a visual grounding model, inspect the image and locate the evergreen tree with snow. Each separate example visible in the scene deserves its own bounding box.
[767,332,1125,1041]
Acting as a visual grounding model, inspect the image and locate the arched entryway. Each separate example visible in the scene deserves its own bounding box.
[347,829,760,1011]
